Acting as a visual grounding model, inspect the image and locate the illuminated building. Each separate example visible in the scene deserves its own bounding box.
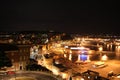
[0,43,31,71]
[65,46,90,62]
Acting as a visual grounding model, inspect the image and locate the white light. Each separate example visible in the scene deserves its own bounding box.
[117,75,120,78]
[88,76,90,79]
[70,47,85,50]
[64,46,68,48]
[78,54,81,61]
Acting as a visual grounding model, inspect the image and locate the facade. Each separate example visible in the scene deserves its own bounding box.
[17,44,31,70]
[3,44,31,71]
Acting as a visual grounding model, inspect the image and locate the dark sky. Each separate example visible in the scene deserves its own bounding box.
[0,1,119,34]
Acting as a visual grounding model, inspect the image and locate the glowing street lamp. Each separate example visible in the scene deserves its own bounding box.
[78,54,81,61]
[63,49,67,58]
[101,54,108,61]
[52,68,59,75]
[61,72,69,79]
[64,54,67,58]
[69,50,72,61]
[99,47,103,60]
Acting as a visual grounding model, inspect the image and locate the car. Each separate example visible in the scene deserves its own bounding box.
[7,71,15,75]
[114,73,120,79]
[92,61,107,68]
[110,73,120,79]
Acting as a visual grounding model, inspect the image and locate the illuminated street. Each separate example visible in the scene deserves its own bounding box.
[43,39,120,79]
[1,32,120,80]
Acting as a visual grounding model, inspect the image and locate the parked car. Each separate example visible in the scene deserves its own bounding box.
[116,74,120,78]
[92,61,107,68]
[112,73,120,79]
[7,71,15,75]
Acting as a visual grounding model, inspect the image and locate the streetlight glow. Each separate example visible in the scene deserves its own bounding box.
[101,54,108,61]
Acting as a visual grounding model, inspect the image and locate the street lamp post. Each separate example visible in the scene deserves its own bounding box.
[69,50,72,61]
[99,47,103,61]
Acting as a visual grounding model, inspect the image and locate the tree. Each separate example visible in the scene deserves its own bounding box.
[0,51,12,69]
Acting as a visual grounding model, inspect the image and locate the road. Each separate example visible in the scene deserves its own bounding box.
[0,71,62,80]
[74,60,120,78]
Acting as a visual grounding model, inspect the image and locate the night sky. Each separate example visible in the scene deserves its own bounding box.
[0,1,119,34]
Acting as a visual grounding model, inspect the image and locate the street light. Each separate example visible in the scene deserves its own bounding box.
[101,54,108,61]
[61,72,69,79]
[63,49,67,58]
[69,50,72,61]
[99,47,103,60]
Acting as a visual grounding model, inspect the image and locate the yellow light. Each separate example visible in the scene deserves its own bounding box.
[62,73,68,79]
[75,77,84,80]
[99,47,103,51]
[64,54,67,58]
[81,78,84,80]
[101,54,108,61]
[76,78,80,80]
[69,53,72,60]
[52,68,59,75]
[70,50,72,53]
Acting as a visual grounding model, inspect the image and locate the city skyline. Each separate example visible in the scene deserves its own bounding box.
[0,1,119,34]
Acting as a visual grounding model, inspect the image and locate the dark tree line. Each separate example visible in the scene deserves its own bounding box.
[0,51,12,69]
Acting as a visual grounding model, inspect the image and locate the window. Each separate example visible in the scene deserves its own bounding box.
[19,49,22,53]
[12,59,14,62]
[11,53,14,56]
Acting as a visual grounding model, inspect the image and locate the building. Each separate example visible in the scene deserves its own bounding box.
[0,43,31,71]
[17,44,31,70]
